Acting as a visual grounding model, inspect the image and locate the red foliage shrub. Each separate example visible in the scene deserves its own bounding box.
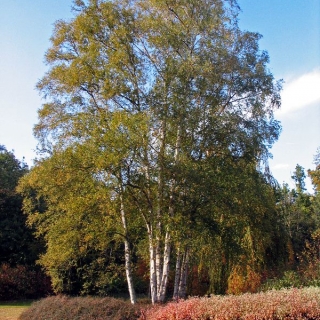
[0,263,52,300]
[141,287,320,319]
[19,295,143,320]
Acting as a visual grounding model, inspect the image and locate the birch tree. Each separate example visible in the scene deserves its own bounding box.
[20,0,282,303]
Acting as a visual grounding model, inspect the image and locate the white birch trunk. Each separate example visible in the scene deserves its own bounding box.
[173,247,182,300]
[120,192,137,304]
[178,249,189,299]
[149,117,181,303]
[159,230,171,302]
[124,239,137,304]
[149,234,157,304]
[146,220,157,304]
[141,131,159,304]
[154,118,166,303]
[155,226,162,298]
[171,126,184,301]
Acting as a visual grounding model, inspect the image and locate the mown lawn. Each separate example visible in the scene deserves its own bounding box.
[0,301,32,320]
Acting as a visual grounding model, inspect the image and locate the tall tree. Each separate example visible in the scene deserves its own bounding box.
[308,147,320,235]
[0,145,37,265]
[292,164,307,194]
[309,147,320,193]
[276,164,316,267]
[20,0,282,303]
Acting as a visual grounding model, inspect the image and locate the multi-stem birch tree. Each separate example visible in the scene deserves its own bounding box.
[20,0,282,303]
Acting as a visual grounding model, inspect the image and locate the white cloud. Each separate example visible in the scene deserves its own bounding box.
[272,163,290,170]
[276,69,320,115]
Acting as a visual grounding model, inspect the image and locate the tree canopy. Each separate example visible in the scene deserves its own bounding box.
[0,145,38,266]
[309,147,320,193]
[19,0,283,303]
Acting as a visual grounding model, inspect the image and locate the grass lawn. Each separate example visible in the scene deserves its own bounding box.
[0,301,33,320]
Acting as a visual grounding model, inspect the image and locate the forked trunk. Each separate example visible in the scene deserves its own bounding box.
[148,122,181,304]
[149,231,171,304]
[178,249,189,299]
[158,230,171,302]
[173,247,189,299]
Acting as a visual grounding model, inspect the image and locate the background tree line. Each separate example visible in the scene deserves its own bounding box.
[0,146,52,299]
[3,144,320,301]
[1,0,320,303]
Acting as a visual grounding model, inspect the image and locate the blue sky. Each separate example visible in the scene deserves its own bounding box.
[0,0,319,192]
[238,0,320,192]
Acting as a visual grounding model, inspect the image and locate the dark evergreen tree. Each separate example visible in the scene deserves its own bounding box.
[0,145,40,266]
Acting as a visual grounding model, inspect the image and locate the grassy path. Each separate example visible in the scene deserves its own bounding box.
[0,306,28,320]
[0,302,32,320]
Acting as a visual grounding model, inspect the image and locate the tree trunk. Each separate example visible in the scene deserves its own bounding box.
[178,248,189,299]
[156,226,162,298]
[149,247,157,304]
[173,247,182,300]
[148,118,181,304]
[148,231,157,304]
[120,190,137,304]
[173,247,189,299]
[158,230,171,302]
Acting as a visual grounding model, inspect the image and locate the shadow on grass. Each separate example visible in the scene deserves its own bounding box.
[0,300,34,307]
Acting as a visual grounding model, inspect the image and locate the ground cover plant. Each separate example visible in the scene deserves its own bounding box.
[142,287,320,319]
[18,288,320,320]
[18,295,143,320]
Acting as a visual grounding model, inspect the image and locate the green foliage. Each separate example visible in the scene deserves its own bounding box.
[45,246,129,296]
[0,146,43,266]
[297,228,320,287]
[260,160,320,293]
[0,145,28,189]
[308,148,320,227]
[308,147,320,193]
[276,167,316,267]
[19,295,143,320]
[184,160,286,294]
[20,0,283,300]
[292,164,307,193]
[259,270,302,291]
[18,145,144,296]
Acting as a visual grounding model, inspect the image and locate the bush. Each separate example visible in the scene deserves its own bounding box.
[227,265,262,295]
[19,287,320,319]
[19,295,143,320]
[142,287,320,319]
[259,270,303,291]
[0,263,52,300]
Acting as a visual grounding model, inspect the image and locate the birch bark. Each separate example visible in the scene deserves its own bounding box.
[159,230,171,301]
[119,191,137,304]
[178,249,189,299]
[173,247,182,300]
[149,234,157,304]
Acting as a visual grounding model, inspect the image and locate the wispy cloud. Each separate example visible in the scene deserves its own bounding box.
[272,163,290,170]
[276,69,320,115]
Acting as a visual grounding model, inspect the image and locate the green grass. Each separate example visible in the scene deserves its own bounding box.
[0,301,34,307]
[0,301,33,320]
